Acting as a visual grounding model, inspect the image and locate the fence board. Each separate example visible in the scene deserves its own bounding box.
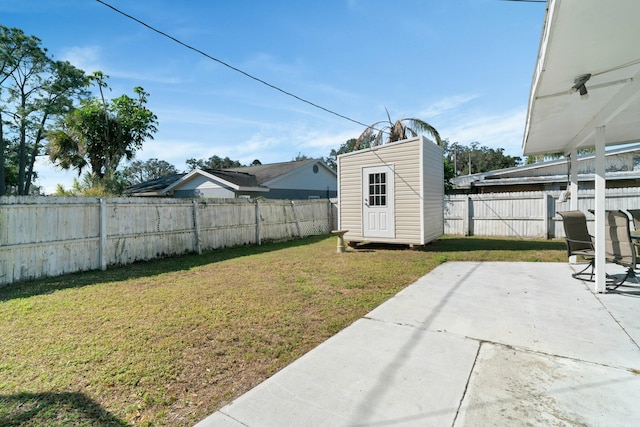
[0,197,333,286]
[445,187,640,238]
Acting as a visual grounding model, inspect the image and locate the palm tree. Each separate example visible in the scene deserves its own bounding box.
[355,108,441,149]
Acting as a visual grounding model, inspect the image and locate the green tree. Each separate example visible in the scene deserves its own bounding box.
[293,152,312,161]
[53,173,115,197]
[355,108,441,149]
[122,158,178,185]
[324,138,372,171]
[443,141,521,176]
[48,73,158,182]
[0,25,88,195]
[443,156,456,194]
[186,155,242,170]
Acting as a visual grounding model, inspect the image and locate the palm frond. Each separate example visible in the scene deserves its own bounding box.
[403,118,442,146]
[355,113,442,148]
[355,120,387,149]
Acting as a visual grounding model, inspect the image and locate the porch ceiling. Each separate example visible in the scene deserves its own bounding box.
[523,0,640,156]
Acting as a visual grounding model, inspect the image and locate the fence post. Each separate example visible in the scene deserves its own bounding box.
[99,198,107,271]
[291,200,302,237]
[255,200,261,245]
[463,196,472,236]
[543,192,551,239]
[192,200,202,255]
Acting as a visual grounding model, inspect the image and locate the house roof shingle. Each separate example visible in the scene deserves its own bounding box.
[200,169,262,188]
[124,173,185,195]
[223,159,317,185]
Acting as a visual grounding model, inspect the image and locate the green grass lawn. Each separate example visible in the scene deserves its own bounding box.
[0,235,566,426]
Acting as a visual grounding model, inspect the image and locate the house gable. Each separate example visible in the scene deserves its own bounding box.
[162,169,268,198]
[224,159,337,199]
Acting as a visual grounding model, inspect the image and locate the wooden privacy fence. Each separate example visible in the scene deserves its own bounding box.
[0,197,336,286]
[444,187,640,238]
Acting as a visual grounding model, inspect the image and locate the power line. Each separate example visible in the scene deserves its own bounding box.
[95,0,375,132]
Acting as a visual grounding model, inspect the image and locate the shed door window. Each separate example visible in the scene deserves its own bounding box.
[368,172,387,206]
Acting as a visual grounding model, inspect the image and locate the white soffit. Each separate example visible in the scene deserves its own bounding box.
[523,0,640,156]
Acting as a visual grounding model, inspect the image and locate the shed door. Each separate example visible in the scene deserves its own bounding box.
[362,165,395,238]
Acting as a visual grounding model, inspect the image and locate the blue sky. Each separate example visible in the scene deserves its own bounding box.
[3,0,547,194]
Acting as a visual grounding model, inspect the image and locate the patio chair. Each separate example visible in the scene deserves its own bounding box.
[603,209,639,289]
[557,210,595,281]
[626,209,640,231]
[624,209,640,256]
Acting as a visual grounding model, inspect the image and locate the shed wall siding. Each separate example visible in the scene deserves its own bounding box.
[422,139,445,243]
[338,137,430,244]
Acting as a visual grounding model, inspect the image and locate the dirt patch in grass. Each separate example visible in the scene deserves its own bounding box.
[0,235,565,426]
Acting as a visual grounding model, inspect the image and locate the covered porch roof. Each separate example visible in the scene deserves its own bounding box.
[522,0,640,293]
[523,0,640,156]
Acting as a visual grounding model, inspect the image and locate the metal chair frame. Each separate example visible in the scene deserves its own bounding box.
[557,210,596,282]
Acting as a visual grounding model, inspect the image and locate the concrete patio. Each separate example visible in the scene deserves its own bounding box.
[196,261,640,426]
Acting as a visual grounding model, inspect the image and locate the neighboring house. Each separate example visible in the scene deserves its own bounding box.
[163,169,269,198]
[451,145,640,193]
[224,159,337,199]
[337,136,444,246]
[124,159,337,200]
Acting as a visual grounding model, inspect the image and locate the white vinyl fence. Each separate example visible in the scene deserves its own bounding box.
[445,187,640,238]
[0,197,336,286]
[6,188,640,286]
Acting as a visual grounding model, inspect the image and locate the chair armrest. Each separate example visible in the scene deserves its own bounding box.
[565,237,594,247]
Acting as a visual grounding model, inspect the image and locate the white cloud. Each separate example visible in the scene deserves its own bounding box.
[439,108,527,157]
[60,46,182,85]
[60,46,103,74]
[241,52,306,79]
[108,70,183,85]
[299,129,360,151]
[33,157,79,195]
[420,94,480,118]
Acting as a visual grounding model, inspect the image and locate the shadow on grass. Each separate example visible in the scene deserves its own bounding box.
[0,391,127,426]
[429,237,566,252]
[0,234,329,302]
[353,237,566,253]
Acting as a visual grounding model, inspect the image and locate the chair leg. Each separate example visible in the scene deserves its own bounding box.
[572,260,595,282]
[606,267,640,290]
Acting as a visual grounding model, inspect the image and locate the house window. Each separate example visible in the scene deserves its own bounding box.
[313,164,319,173]
[368,172,387,206]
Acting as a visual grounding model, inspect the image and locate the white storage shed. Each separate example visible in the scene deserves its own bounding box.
[337,135,444,246]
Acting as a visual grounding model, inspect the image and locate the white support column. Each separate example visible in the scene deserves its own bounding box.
[594,126,607,293]
[569,147,579,211]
